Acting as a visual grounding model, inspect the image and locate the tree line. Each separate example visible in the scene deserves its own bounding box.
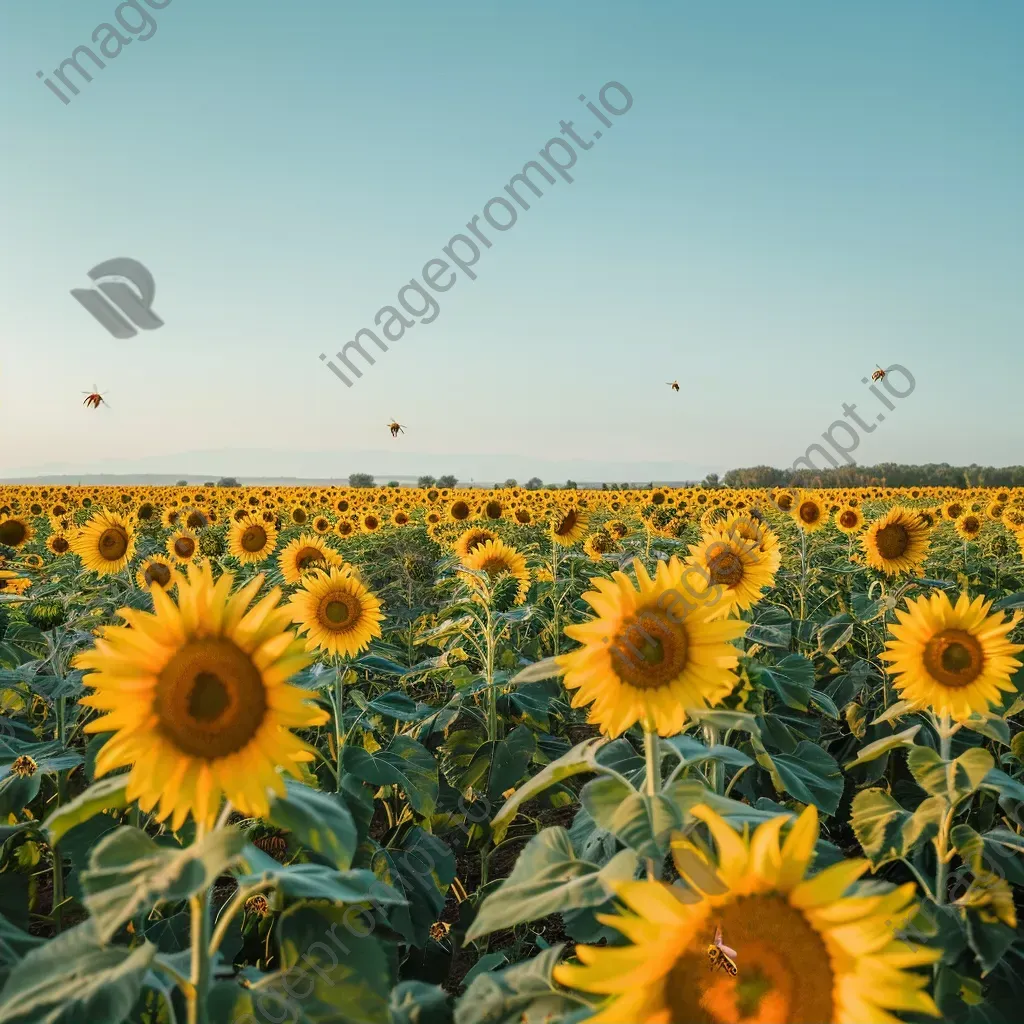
[720,463,1024,489]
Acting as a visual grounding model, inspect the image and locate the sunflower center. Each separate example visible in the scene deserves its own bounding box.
[317,592,360,632]
[295,546,324,569]
[555,510,578,535]
[479,556,512,580]
[923,629,984,688]
[174,537,196,558]
[610,610,689,690]
[145,563,172,586]
[0,521,27,546]
[708,549,745,587]
[839,511,858,528]
[666,895,834,1024]
[451,501,470,520]
[154,637,267,758]
[99,527,129,561]
[875,523,909,559]
[52,536,70,553]
[241,526,268,552]
[485,501,502,519]
[797,502,819,525]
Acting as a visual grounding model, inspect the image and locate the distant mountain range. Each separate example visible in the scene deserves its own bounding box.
[0,448,717,487]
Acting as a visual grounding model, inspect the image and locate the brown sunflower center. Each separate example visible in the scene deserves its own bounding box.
[776,495,793,512]
[0,520,28,546]
[707,548,745,587]
[317,591,361,632]
[154,637,267,758]
[610,610,689,690]
[451,501,470,520]
[98,526,129,561]
[875,523,910,559]
[241,525,268,552]
[51,536,70,554]
[839,510,858,529]
[186,511,207,529]
[145,562,172,587]
[923,629,984,688]
[174,537,196,558]
[555,510,578,535]
[484,501,502,519]
[295,546,325,569]
[797,501,820,525]
[666,895,834,1024]
[292,508,308,524]
[479,556,513,579]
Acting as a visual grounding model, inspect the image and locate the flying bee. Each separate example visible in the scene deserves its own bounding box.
[870,366,886,382]
[387,420,406,437]
[706,924,739,976]
[666,380,680,392]
[82,388,108,410]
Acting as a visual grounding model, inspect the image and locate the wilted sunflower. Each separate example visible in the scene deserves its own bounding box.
[167,529,200,564]
[278,533,343,584]
[289,566,383,657]
[228,515,279,565]
[687,528,775,617]
[558,557,747,737]
[454,527,498,560]
[879,590,1024,720]
[861,506,930,576]
[71,510,136,575]
[74,561,328,828]
[583,531,616,561]
[834,506,864,534]
[555,804,940,1024]
[955,512,983,542]
[459,538,531,606]
[791,493,826,533]
[551,506,589,547]
[135,556,179,592]
[0,517,34,548]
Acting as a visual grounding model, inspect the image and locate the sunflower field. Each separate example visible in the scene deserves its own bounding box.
[1,482,1023,1024]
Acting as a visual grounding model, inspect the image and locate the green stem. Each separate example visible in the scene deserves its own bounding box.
[934,713,953,907]
[643,728,661,881]
[333,662,345,792]
[188,890,211,1024]
[551,538,561,657]
[485,605,498,747]
[703,725,723,795]
[798,529,808,625]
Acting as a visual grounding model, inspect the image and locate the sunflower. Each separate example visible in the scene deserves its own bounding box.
[448,499,473,523]
[834,506,864,534]
[459,538,531,606]
[70,510,136,575]
[551,506,589,547]
[687,528,776,617]
[511,505,534,526]
[335,519,356,538]
[772,489,796,513]
[74,562,327,828]
[943,500,966,521]
[554,804,940,1024]
[362,513,382,533]
[790,493,826,533]
[605,519,629,540]
[955,512,983,542]
[558,557,747,737]
[861,506,930,577]
[312,515,333,535]
[879,590,1024,720]
[228,515,279,565]
[583,531,616,561]
[480,498,504,521]
[167,530,200,564]
[46,533,71,556]
[289,566,383,657]
[135,556,179,592]
[0,517,34,548]
[454,527,498,560]
[278,533,343,584]
[0,571,31,595]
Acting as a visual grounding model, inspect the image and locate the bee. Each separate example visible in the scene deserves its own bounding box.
[870,366,886,382]
[387,420,406,438]
[706,924,738,976]
[82,389,108,410]
[666,380,680,392]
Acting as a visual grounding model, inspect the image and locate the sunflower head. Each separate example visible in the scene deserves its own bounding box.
[861,506,930,577]
[459,539,531,608]
[289,566,384,658]
[71,510,136,576]
[791,494,826,533]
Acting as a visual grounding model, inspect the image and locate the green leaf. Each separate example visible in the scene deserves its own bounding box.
[0,916,43,969]
[464,828,637,942]
[662,735,753,770]
[959,714,1010,746]
[808,689,840,720]
[951,749,997,796]
[81,825,247,943]
[506,658,565,685]
[44,776,130,848]
[844,726,922,769]
[908,747,995,803]
[747,654,815,711]
[0,773,40,819]
[817,614,855,654]
[870,700,915,726]
[453,946,576,1024]
[486,725,537,804]
[491,737,606,845]
[850,789,910,867]
[343,736,438,817]
[682,708,761,738]
[0,921,154,1024]
[389,981,451,1024]
[901,795,945,853]
[767,741,844,815]
[581,776,675,857]
[745,605,791,648]
[267,781,358,871]
[952,825,1024,886]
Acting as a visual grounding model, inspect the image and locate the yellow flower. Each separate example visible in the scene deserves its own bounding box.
[686,527,776,618]
[459,538,531,606]
[0,517,34,548]
[74,562,327,828]
[278,533,343,584]
[834,506,864,534]
[228,514,279,565]
[71,510,136,575]
[861,506,930,577]
[289,566,383,657]
[557,557,746,737]
[551,506,589,547]
[879,590,1023,720]
[791,493,827,533]
[135,556,179,592]
[555,804,940,1024]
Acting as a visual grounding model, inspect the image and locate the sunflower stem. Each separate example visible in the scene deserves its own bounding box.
[333,660,346,793]
[798,529,808,626]
[188,890,211,1024]
[485,605,498,748]
[550,538,561,658]
[934,713,954,907]
[703,725,723,795]
[643,728,661,881]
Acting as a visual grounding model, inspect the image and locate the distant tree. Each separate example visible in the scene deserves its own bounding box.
[203,481,216,487]
[564,480,578,490]
[417,475,436,488]
[387,480,401,488]
[348,473,375,488]
[525,477,543,490]
[175,479,188,486]
[216,477,240,487]
[503,478,518,487]
[437,474,458,488]
[702,473,721,489]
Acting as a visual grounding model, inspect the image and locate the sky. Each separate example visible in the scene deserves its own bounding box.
[1,1,1022,481]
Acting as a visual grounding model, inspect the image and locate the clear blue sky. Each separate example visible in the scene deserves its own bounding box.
[1,1,1022,478]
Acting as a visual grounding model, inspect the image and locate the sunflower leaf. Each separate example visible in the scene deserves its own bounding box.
[851,788,911,867]
[765,741,844,815]
[844,725,922,769]
[267,782,358,871]
[747,654,814,712]
[342,736,438,817]
[44,775,130,848]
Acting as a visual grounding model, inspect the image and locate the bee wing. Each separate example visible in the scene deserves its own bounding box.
[720,943,737,959]
[713,925,722,946]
